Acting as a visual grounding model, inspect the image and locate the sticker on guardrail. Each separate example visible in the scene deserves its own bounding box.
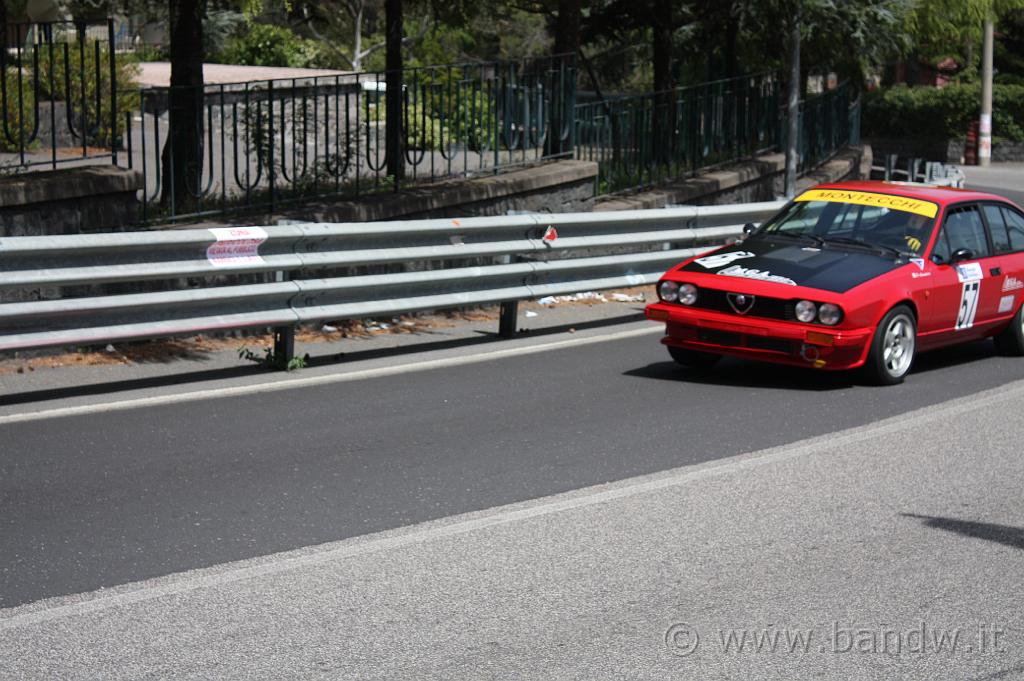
[207,227,268,267]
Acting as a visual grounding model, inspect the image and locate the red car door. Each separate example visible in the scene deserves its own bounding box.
[926,204,1001,340]
[996,203,1024,317]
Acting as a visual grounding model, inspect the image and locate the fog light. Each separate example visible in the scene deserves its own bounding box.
[795,300,817,323]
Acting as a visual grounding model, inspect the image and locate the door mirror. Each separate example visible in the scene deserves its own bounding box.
[950,248,975,263]
[742,222,757,236]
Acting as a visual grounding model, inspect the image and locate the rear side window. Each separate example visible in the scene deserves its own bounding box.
[1004,207,1024,251]
[983,204,1013,254]
[943,206,991,259]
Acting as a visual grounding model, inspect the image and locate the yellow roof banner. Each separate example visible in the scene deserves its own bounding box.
[795,189,938,218]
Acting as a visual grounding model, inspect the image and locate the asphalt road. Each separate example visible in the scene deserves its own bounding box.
[3,321,1024,613]
[2,168,1024,678]
[3,344,1024,680]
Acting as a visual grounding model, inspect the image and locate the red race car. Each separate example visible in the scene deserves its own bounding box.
[645,180,1024,384]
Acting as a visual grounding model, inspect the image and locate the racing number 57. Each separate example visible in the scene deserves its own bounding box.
[956,281,981,330]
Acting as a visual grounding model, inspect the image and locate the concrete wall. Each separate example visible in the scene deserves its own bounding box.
[594,145,870,213]
[0,166,142,237]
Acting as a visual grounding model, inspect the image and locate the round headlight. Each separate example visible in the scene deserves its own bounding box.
[795,300,817,323]
[658,280,680,302]
[818,303,843,326]
[678,284,698,306]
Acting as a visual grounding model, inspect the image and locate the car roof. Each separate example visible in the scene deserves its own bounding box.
[811,179,1011,207]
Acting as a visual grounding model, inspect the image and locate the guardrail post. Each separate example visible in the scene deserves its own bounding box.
[273,325,295,365]
[498,301,519,338]
[273,269,294,366]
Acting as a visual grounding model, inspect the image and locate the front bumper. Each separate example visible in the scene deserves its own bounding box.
[645,302,874,371]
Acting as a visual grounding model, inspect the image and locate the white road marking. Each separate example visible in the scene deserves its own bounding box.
[0,326,662,426]
[3,375,1023,629]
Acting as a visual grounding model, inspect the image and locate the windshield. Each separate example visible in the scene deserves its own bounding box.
[757,191,939,257]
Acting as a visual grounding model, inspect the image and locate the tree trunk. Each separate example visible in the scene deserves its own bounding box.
[785,18,800,198]
[352,1,364,71]
[385,0,403,182]
[652,0,674,165]
[549,0,580,157]
[552,0,581,59]
[725,10,739,80]
[161,0,206,214]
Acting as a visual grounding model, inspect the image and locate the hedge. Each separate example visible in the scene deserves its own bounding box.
[863,83,1024,142]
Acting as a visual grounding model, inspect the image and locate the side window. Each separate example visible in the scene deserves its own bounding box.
[931,227,951,264]
[943,206,991,259]
[983,204,1012,254]
[1003,207,1024,252]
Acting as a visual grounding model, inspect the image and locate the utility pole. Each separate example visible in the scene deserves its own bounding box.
[979,19,994,167]
[784,14,800,198]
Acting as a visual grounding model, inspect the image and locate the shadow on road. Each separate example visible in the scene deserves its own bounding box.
[624,339,1002,391]
[901,513,1024,552]
[0,313,644,408]
[623,355,856,392]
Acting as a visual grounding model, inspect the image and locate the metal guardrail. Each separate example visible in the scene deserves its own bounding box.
[0,201,784,362]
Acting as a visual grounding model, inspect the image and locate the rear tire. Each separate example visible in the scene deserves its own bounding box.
[994,303,1024,356]
[668,346,721,369]
[864,305,916,386]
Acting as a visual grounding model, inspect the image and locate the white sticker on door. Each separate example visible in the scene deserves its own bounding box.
[956,281,981,330]
[956,262,984,283]
[999,294,1015,314]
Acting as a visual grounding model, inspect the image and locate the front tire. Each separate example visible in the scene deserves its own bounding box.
[864,305,916,385]
[668,346,721,369]
[994,303,1024,356]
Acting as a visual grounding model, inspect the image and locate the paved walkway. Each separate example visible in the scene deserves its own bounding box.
[135,62,352,88]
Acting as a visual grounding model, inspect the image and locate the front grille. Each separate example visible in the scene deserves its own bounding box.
[692,289,793,321]
[680,323,792,355]
[697,329,743,346]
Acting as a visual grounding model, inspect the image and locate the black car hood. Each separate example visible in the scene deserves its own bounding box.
[679,237,906,293]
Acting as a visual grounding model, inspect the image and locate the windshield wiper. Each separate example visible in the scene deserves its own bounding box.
[767,231,825,248]
[821,236,907,259]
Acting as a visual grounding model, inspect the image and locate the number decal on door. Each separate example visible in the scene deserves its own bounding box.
[956,281,981,330]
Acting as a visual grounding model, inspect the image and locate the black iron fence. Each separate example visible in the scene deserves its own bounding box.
[789,80,862,174]
[0,20,120,171]
[125,55,575,222]
[575,73,781,195]
[0,21,866,223]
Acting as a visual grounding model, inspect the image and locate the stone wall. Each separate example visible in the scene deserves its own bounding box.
[594,145,870,212]
[0,166,142,237]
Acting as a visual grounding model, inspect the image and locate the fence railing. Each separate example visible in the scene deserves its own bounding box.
[125,54,575,223]
[0,19,119,171]
[788,81,861,174]
[575,73,781,195]
[0,201,783,361]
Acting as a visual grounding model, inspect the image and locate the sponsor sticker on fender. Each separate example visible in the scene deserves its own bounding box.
[796,189,938,218]
[207,227,268,267]
[1004,276,1024,292]
[999,294,1015,314]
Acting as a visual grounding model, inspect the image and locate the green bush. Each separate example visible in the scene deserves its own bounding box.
[216,24,320,69]
[864,83,1024,142]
